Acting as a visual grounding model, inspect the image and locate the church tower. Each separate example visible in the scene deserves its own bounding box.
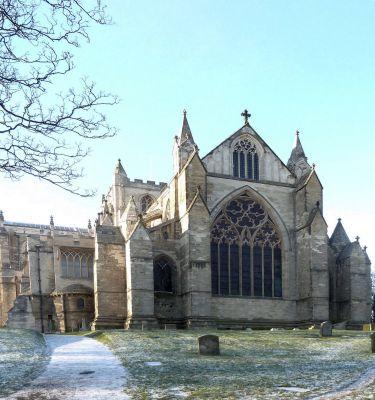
[328,219,372,327]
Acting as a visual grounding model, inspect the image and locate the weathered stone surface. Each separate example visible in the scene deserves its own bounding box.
[198,335,220,355]
[371,333,375,353]
[320,321,333,337]
[0,112,372,332]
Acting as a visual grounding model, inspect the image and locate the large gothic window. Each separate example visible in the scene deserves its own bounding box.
[232,138,259,180]
[154,256,174,293]
[140,194,153,214]
[60,248,93,279]
[211,193,282,298]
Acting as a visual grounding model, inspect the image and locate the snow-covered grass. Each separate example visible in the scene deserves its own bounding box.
[0,328,49,397]
[96,329,375,399]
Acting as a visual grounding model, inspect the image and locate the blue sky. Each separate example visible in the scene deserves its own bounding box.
[2,0,374,262]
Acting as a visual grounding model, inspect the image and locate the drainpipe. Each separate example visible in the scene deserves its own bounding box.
[35,245,44,333]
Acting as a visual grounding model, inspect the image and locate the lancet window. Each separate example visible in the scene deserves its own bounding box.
[140,194,153,214]
[211,193,282,298]
[154,256,174,293]
[60,248,93,279]
[232,138,259,180]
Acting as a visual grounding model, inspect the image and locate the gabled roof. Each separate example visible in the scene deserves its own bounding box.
[202,123,293,175]
[296,166,323,191]
[186,186,210,215]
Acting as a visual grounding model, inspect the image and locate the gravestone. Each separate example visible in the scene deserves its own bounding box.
[371,333,375,353]
[198,335,220,355]
[320,321,332,337]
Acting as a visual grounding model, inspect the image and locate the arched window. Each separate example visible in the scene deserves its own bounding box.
[154,256,174,293]
[140,194,153,214]
[232,138,259,181]
[77,298,85,310]
[211,193,282,298]
[60,248,94,279]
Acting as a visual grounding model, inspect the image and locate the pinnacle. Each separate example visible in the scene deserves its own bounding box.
[114,158,127,177]
[179,109,195,145]
[329,218,351,251]
[287,130,310,177]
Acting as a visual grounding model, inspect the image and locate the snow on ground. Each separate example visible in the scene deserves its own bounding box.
[1,335,129,400]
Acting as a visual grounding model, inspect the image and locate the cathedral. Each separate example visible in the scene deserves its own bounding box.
[0,110,372,332]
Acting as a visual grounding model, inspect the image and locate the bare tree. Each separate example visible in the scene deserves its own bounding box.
[0,0,119,196]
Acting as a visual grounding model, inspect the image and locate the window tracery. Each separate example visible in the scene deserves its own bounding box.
[232,137,259,180]
[211,193,282,298]
[60,248,93,279]
[140,194,153,214]
[154,256,174,293]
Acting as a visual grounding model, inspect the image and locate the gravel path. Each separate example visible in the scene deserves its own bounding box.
[2,335,129,400]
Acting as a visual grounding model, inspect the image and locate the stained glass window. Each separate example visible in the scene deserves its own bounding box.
[232,138,259,181]
[211,193,282,298]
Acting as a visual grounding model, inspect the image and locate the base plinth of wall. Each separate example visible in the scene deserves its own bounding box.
[91,316,125,330]
[125,315,158,330]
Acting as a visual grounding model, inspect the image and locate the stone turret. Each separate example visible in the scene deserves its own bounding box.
[329,218,351,253]
[287,131,310,179]
[173,110,197,173]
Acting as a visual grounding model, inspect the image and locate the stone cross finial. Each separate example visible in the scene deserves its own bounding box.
[241,109,251,125]
[50,215,54,226]
[183,109,187,117]
[88,219,92,229]
[296,130,300,136]
[338,217,342,222]
[355,236,360,242]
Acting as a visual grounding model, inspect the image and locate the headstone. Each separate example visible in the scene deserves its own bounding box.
[198,335,220,355]
[371,333,375,353]
[320,321,332,337]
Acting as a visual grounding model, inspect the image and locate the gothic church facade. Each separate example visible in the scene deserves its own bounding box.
[0,111,372,331]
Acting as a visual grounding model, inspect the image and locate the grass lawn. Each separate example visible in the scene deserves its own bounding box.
[0,328,49,397]
[95,329,375,400]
